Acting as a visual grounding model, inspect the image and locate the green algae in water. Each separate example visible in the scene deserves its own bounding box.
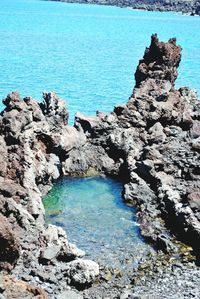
[43,176,150,270]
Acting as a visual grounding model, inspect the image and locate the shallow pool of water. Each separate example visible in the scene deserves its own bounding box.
[43,176,151,272]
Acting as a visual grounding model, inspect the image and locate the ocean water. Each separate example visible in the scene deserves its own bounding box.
[43,176,151,272]
[0,0,200,123]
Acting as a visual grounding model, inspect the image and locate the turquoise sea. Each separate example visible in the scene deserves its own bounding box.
[0,0,200,123]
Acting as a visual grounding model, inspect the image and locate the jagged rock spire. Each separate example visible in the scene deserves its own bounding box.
[135,34,182,89]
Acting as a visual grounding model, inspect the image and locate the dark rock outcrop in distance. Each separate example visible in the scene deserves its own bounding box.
[0,34,200,298]
[47,0,200,16]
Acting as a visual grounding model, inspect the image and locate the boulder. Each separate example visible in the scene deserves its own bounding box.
[64,259,99,288]
[40,225,85,264]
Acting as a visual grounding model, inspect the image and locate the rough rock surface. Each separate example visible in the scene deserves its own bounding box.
[70,34,200,255]
[0,34,200,298]
[0,215,20,271]
[0,274,48,299]
[0,92,98,297]
[64,259,100,288]
[135,34,181,88]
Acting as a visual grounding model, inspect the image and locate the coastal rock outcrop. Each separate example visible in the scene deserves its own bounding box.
[69,34,200,254]
[0,34,200,298]
[0,91,98,296]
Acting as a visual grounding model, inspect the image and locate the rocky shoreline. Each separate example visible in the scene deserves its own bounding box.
[0,35,200,298]
[47,0,200,16]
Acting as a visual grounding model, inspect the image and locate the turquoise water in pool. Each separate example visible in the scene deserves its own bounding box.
[43,176,150,270]
[0,0,200,124]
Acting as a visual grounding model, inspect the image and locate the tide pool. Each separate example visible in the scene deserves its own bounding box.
[43,176,150,272]
[0,0,200,123]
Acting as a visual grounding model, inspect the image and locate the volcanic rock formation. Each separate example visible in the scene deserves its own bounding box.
[0,34,200,298]
[69,34,200,254]
[0,92,98,297]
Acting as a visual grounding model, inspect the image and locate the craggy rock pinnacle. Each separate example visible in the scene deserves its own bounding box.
[0,35,200,298]
[40,92,69,125]
[135,34,181,89]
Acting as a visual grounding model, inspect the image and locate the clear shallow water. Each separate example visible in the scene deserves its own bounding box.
[0,0,200,123]
[43,176,150,270]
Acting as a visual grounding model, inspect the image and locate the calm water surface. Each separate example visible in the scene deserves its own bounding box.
[0,0,200,123]
[43,176,150,271]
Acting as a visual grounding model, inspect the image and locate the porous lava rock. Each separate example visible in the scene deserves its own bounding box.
[135,34,181,88]
[0,215,20,271]
[0,91,98,296]
[70,35,200,254]
[0,274,48,299]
